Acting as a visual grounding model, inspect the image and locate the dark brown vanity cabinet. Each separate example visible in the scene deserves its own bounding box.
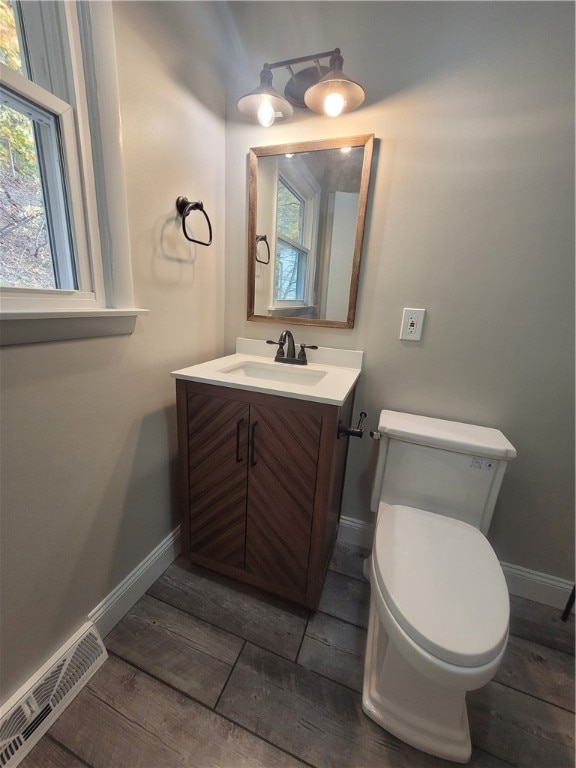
[176,379,354,609]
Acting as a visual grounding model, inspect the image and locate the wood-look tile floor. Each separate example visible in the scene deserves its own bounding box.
[22,543,575,768]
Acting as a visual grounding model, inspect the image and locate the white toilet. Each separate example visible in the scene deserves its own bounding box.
[362,410,517,763]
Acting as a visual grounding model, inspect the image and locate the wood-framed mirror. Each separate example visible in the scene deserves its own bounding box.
[247,134,374,328]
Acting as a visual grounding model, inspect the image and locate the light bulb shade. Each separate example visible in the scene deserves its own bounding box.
[238,68,293,123]
[284,64,329,108]
[304,71,365,115]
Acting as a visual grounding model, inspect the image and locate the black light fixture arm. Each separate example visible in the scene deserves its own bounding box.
[176,196,213,246]
[262,48,340,72]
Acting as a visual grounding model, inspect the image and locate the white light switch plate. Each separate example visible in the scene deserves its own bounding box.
[400,308,426,341]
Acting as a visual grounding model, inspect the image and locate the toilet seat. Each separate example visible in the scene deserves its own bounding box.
[373,503,509,668]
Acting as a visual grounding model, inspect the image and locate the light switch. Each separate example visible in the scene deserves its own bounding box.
[400,308,426,341]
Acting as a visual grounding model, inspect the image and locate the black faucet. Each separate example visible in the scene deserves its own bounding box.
[266,330,318,365]
[280,329,296,359]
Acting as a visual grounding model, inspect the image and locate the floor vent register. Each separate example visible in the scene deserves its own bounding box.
[0,622,107,767]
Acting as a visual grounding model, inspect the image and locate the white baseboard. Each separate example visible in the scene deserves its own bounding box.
[500,561,574,611]
[337,516,573,612]
[88,527,181,637]
[338,515,374,550]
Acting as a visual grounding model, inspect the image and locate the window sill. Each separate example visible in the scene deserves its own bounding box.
[268,305,316,318]
[0,308,149,346]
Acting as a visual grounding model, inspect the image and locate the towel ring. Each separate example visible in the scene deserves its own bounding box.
[255,234,270,265]
[176,196,213,246]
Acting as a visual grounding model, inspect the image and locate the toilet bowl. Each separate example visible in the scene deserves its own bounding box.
[362,503,509,763]
[362,411,516,763]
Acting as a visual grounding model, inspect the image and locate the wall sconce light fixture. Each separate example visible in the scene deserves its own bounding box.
[238,48,365,127]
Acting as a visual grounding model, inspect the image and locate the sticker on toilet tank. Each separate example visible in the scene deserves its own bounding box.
[470,457,495,470]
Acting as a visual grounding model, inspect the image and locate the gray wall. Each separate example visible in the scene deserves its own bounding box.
[224,3,575,579]
[0,2,227,703]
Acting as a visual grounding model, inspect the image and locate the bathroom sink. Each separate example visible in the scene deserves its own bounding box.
[171,338,363,405]
[218,361,327,386]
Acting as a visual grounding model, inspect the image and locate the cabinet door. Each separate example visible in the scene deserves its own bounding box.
[187,391,249,568]
[246,403,321,592]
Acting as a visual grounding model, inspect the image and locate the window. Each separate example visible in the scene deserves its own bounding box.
[269,158,320,312]
[1,2,65,290]
[0,1,142,344]
[1,80,79,291]
[274,179,309,302]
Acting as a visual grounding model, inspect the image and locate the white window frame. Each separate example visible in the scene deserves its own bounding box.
[1,66,100,304]
[0,1,146,345]
[1,88,76,290]
[275,237,310,303]
[271,169,319,310]
[274,177,308,304]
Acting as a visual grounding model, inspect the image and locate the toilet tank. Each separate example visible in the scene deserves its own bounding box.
[370,411,517,535]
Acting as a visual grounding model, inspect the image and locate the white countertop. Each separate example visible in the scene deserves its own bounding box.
[171,338,363,406]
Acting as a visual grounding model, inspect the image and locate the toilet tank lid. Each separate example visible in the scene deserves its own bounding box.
[378,411,517,459]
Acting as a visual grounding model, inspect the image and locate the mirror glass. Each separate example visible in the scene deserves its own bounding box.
[247,135,374,328]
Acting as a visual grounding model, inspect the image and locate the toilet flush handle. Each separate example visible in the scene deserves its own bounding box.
[338,411,367,439]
